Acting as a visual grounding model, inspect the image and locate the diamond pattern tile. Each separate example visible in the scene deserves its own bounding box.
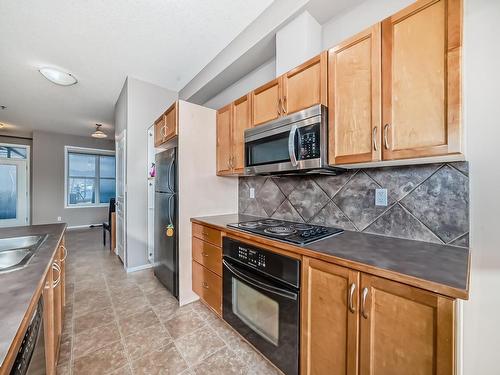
[309,201,356,230]
[272,176,299,196]
[256,179,286,216]
[271,200,305,222]
[449,233,469,248]
[238,179,250,213]
[332,172,395,230]
[243,199,267,217]
[363,204,443,244]
[288,178,330,221]
[365,163,441,200]
[313,170,357,198]
[401,165,469,243]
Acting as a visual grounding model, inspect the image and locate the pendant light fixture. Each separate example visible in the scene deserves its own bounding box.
[91,124,107,138]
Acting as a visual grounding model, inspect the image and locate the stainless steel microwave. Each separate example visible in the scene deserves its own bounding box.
[244,104,341,175]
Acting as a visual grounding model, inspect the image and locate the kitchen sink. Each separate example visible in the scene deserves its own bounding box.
[0,235,48,272]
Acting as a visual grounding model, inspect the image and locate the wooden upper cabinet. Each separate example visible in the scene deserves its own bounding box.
[282,51,328,116]
[301,257,359,375]
[164,102,178,140]
[232,94,251,173]
[154,115,165,147]
[359,274,455,375]
[329,24,382,165]
[251,77,282,126]
[382,0,462,160]
[216,103,233,175]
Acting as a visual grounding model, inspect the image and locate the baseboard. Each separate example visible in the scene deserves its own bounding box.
[67,223,101,230]
[126,263,153,273]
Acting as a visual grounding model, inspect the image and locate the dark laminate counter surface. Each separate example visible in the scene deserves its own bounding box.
[0,223,66,369]
[191,214,470,299]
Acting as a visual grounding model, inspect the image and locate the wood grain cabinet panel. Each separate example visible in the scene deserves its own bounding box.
[192,223,222,247]
[192,260,222,316]
[301,257,359,375]
[381,0,462,160]
[192,237,222,276]
[282,51,327,116]
[251,78,282,126]
[216,103,233,175]
[231,94,251,173]
[328,24,382,165]
[164,102,178,141]
[359,274,455,375]
[154,115,165,147]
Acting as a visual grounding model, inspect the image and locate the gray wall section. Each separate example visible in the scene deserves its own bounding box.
[239,162,469,247]
[32,130,114,227]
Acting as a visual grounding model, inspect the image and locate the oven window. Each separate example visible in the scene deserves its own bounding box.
[232,278,279,346]
[246,132,291,166]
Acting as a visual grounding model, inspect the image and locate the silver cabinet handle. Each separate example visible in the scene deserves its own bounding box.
[288,124,298,167]
[202,282,209,289]
[52,262,61,288]
[282,96,287,114]
[61,245,67,262]
[383,123,390,150]
[361,287,369,319]
[348,283,356,313]
[277,98,282,115]
[373,127,378,151]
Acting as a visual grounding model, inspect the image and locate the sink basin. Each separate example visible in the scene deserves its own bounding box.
[0,234,48,272]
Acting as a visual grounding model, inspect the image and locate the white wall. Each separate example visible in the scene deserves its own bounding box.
[462,0,500,373]
[276,11,322,75]
[115,77,178,269]
[321,0,413,49]
[202,58,276,109]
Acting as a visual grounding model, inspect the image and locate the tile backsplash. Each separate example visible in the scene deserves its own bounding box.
[239,162,469,247]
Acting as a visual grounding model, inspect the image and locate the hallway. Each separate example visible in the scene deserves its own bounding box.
[59,228,280,375]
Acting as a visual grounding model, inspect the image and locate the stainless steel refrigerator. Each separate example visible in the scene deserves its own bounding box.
[154,147,178,298]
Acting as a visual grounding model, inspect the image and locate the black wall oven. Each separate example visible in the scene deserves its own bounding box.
[222,237,300,375]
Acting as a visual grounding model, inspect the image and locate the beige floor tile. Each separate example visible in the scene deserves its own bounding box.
[164,309,206,339]
[73,293,113,317]
[58,334,72,365]
[73,322,121,359]
[151,300,184,323]
[131,343,188,375]
[174,326,224,365]
[112,294,151,318]
[145,288,178,306]
[73,341,128,375]
[73,307,115,334]
[192,347,247,375]
[111,286,144,304]
[189,300,217,321]
[123,323,171,360]
[56,362,71,375]
[118,308,160,336]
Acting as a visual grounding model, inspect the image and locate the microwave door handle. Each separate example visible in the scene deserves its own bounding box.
[222,259,297,300]
[288,124,298,167]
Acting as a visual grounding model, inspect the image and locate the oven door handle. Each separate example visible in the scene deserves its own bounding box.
[288,124,298,167]
[223,259,298,301]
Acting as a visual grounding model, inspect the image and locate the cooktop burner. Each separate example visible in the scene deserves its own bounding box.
[227,219,344,245]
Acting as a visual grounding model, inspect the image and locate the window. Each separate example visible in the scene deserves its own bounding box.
[65,147,115,207]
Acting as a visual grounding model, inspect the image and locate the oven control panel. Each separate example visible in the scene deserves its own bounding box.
[224,237,300,288]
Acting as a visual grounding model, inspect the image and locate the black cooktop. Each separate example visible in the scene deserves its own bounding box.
[227,218,343,245]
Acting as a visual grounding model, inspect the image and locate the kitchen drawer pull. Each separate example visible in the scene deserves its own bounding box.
[361,287,369,319]
[61,245,68,262]
[282,96,287,114]
[202,282,209,289]
[202,231,209,236]
[373,127,378,151]
[348,283,356,313]
[383,123,390,150]
[52,262,61,288]
[201,252,209,257]
[277,99,282,115]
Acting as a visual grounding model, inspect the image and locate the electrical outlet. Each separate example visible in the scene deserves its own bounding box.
[57,216,62,222]
[375,189,388,206]
[249,188,255,199]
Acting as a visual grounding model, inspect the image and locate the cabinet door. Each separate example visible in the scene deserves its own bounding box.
[251,78,282,126]
[232,94,251,173]
[154,115,165,147]
[43,267,55,374]
[359,274,455,375]
[301,257,359,375]
[382,0,462,160]
[329,25,382,165]
[282,51,327,116]
[216,103,233,175]
[164,102,178,141]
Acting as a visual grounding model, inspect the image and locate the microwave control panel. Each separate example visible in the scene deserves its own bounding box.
[297,125,320,160]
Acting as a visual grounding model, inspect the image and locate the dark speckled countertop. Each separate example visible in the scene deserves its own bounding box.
[191,214,470,300]
[0,223,66,369]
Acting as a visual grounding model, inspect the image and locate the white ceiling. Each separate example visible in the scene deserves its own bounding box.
[0,0,274,137]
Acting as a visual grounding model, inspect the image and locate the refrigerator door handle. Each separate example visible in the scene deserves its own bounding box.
[167,194,174,226]
[167,160,174,193]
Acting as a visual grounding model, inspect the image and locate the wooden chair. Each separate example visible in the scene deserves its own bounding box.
[103,198,116,249]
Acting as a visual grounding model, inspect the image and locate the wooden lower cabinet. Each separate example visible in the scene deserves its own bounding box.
[43,236,66,375]
[301,256,455,375]
[192,224,222,316]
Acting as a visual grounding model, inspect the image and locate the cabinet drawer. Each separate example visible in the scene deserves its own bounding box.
[192,237,222,276]
[192,223,222,247]
[192,261,222,316]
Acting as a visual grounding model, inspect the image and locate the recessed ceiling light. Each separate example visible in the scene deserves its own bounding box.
[91,124,107,139]
[39,67,78,86]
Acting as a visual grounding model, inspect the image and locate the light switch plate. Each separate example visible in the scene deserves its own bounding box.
[249,188,255,199]
[57,216,62,221]
[375,189,388,206]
